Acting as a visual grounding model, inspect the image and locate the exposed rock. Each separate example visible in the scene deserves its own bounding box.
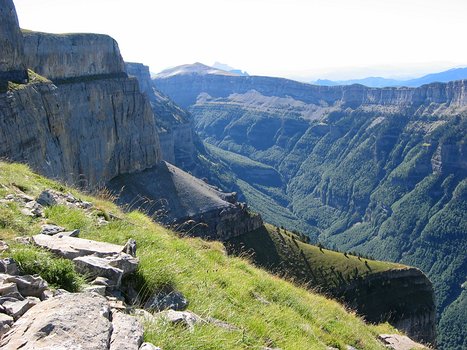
[0,282,19,297]
[110,311,144,350]
[144,290,188,312]
[56,229,80,237]
[40,223,65,235]
[0,258,18,275]
[23,31,126,81]
[0,313,14,338]
[4,275,48,298]
[0,297,38,320]
[40,289,54,301]
[335,268,436,344]
[14,236,32,245]
[36,189,57,206]
[0,0,28,85]
[109,162,263,240]
[21,201,43,217]
[156,309,202,331]
[73,256,124,288]
[0,293,112,349]
[92,277,113,286]
[378,334,427,350]
[33,234,126,259]
[83,285,107,296]
[123,238,137,257]
[139,343,162,350]
[126,62,196,167]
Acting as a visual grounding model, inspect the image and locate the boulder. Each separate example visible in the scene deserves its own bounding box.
[36,190,57,206]
[21,201,44,217]
[0,293,112,349]
[144,290,188,311]
[83,285,107,296]
[156,309,202,331]
[4,275,48,297]
[40,224,65,235]
[57,229,80,237]
[33,234,126,259]
[73,256,124,288]
[110,311,144,350]
[0,282,20,297]
[0,258,19,275]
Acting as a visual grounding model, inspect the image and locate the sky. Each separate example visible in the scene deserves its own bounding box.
[12,0,467,81]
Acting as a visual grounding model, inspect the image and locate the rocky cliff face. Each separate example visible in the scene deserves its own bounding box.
[23,31,126,81]
[336,268,436,344]
[0,0,28,88]
[0,5,261,242]
[125,62,196,167]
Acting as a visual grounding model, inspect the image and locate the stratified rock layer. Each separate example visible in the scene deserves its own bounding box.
[23,31,126,81]
[0,0,28,85]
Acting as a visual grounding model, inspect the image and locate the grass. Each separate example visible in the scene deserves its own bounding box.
[227,224,404,293]
[0,161,398,349]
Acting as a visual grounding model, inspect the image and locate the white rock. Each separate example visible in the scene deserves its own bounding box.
[110,311,144,350]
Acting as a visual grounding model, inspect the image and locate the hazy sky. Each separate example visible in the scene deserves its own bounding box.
[12,0,467,80]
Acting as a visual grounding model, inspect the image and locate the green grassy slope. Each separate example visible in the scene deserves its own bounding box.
[0,161,397,350]
[226,224,403,293]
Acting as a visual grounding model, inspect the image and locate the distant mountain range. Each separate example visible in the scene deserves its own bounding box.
[212,62,249,76]
[313,67,467,87]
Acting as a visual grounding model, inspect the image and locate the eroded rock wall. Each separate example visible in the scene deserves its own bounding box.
[0,0,28,87]
[23,31,126,81]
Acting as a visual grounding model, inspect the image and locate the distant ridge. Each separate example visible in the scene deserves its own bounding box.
[213,62,249,76]
[313,67,467,87]
[156,62,239,79]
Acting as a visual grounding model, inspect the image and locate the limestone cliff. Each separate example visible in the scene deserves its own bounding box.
[336,268,436,344]
[0,0,28,88]
[23,31,126,81]
[125,62,196,167]
[0,4,261,241]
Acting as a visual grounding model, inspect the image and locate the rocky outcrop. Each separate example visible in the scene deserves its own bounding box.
[126,62,196,167]
[109,161,263,240]
[335,268,436,344]
[23,31,126,81]
[0,0,28,87]
[0,77,161,187]
[0,293,144,350]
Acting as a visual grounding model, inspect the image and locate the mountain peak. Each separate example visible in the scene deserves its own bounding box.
[155,62,240,79]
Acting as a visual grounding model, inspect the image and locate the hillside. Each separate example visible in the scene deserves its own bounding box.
[154,65,467,349]
[0,161,411,350]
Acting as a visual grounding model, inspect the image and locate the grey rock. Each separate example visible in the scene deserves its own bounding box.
[21,201,44,217]
[14,236,32,245]
[144,290,188,312]
[40,223,65,235]
[23,32,126,81]
[156,309,202,331]
[40,289,54,301]
[73,256,124,288]
[0,0,28,85]
[123,238,137,257]
[83,285,107,296]
[55,229,80,237]
[91,277,113,286]
[36,190,57,206]
[4,275,48,298]
[0,313,14,338]
[378,334,427,350]
[0,258,19,275]
[33,234,126,259]
[110,311,144,350]
[1,297,38,320]
[139,343,162,350]
[0,292,112,349]
[0,282,20,297]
